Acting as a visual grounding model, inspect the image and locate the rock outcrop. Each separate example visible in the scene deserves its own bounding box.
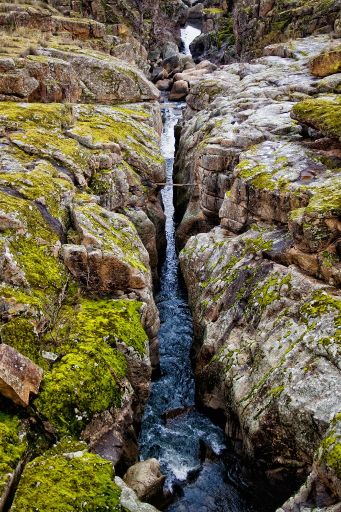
[189,0,341,63]
[177,33,341,510]
[49,0,188,53]
[234,0,341,59]
[0,1,166,509]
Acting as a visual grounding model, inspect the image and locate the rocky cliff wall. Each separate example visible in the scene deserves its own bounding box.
[190,0,341,63]
[48,0,188,52]
[176,33,341,510]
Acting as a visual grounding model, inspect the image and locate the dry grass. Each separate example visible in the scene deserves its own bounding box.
[0,0,59,14]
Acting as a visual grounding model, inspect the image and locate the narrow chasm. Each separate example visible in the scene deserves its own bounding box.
[139,23,276,512]
[0,1,340,511]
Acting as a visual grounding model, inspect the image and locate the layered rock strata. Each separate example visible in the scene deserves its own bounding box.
[177,34,341,509]
[48,0,188,52]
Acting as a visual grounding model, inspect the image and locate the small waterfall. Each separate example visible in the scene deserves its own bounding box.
[180,23,201,55]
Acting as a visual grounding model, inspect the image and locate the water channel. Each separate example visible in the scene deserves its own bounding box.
[138,24,265,512]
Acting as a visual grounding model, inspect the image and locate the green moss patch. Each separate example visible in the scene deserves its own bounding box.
[0,412,27,497]
[35,339,126,436]
[73,201,147,271]
[0,317,46,368]
[292,96,341,141]
[11,441,122,511]
[66,298,148,354]
[0,161,73,222]
[73,104,164,167]
[35,297,147,436]
[301,290,341,345]
[320,414,341,479]
[0,102,73,131]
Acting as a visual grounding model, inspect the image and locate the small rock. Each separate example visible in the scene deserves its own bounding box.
[156,79,172,91]
[169,80,189,101]
[0,344,43,406]
[123,458,165,503]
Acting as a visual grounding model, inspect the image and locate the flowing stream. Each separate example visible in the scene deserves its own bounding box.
[139,24,264,512]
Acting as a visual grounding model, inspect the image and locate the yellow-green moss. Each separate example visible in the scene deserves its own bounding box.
[292,96,341,141]
[0,189,68,309]
[0,412,27,496]
[0,317,47,368]
[0,161,73,222]
[320,414,341,479]
[248,272,292,313]
[301,290,341,346]
[11,237,66,291]
[237,161,276,190]
[203,7,224,14]
[74,202,147,271]
[35,297,147,436]
[35,339,126,436]
[60,298,148,354]
[0,102,73,131]
[269,385,284,398]
[74,105,164,166]
[11,441,122,511]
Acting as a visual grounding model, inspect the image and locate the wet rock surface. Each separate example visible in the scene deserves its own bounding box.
[123,458,166,503]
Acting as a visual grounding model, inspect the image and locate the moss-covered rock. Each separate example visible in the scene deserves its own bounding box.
[0,412,27,499]
[35,297,147,437]
[10,440,123,512]
[180,226,341,497]
[310,47,341,77]
[35,341,125,436]
[0,318,46,369]
[292,95,341,142]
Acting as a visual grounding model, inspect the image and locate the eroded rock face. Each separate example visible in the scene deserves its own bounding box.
[0,98,163,451]
[177,32,341,509]
[49,0,188,52]
[0,49,159,104]
[175,36,341,285]
[233,0,341,59]
[180,227,341,506]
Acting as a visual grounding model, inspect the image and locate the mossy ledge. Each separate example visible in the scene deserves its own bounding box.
[291,95,341,141]
[10,440,123,512]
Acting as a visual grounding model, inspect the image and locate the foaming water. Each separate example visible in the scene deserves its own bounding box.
[180,23,201,55]
[138,105,261,511]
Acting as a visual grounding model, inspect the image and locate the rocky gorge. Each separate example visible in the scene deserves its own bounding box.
[0,0,340,511]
